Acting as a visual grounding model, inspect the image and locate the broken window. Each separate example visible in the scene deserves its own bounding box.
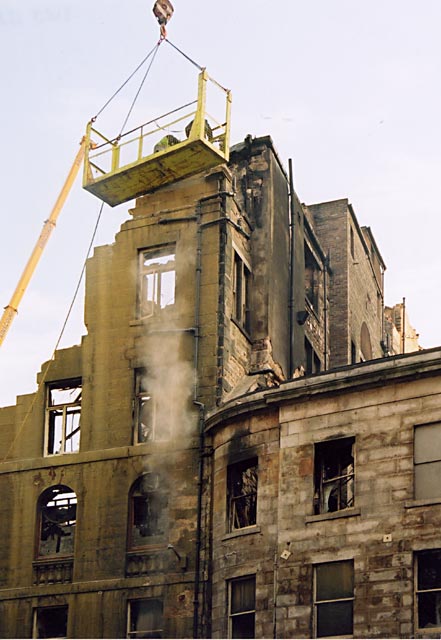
[228,575,256,639]
[129,474,168,548]
[414,423,441,500]
[227,459,258,532]
[33,605,68,639]
[45,380,81,456]
[139,247,176,317]
[314,560,354,637]
[314,438,354,515]
[127,599,163,639]
[305,243,320,312]
[37,486,77,558]
[133,370,170,443]
[416,549,441,630]
[134,369,154,444]
[233,251,251,333]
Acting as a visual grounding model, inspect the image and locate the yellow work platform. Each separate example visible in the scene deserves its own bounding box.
[83,70,232,207]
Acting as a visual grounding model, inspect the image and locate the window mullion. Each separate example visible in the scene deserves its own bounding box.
[61,406,67,454]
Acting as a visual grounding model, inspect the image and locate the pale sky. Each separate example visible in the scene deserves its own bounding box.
[1,0,440,406]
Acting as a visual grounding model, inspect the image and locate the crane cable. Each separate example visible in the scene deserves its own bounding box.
[1,202,105,463]
[118,39,162,137]
[92,42,161,122]
[91,36,229,130]
[165,39,230,93]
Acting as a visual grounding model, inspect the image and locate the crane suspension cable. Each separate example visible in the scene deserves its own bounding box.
[92,42,160,121]
[118,39,162,137]
[92,36,229,127]
[165,38,230,93]
[165,38,203,72]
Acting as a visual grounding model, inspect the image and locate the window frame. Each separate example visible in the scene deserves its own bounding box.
[232,248,251,334]
[227,458,258,533]
[305,242,321,313]
[44,379,82,457]
[138,246,176,318]
[127,598,163,639]
[415,549,441,632]
[313,560,354,638]
[228,575,256,639]
[36,485,77,560]
[414,422,441,500]
[314,437,355,515]
[32,605,68,639]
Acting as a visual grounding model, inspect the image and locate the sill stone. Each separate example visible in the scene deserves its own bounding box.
[222,525,261,541]
[404,497,441,509]
[305,507,361,524]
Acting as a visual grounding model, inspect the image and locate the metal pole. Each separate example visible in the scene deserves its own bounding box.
[288,159,296,377]
[402,297,406,354]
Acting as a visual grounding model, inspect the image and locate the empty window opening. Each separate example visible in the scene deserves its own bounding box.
[305,243,320,311]
[414,423,441,500]
[45,380,81,456]
[314,560,354,637]
[233,251,251,333]
[33,605,68,639]
[228,576,256,639]
[139,247,176,317]
[227,458,257,532]
[416,549,441,630]
[37,486,77,558]
[129,474,168,548]
[314,438,354,515]
[127,599,163,639]
[305,338,321,375]
[351,340,357,365]
[314,352,321,373]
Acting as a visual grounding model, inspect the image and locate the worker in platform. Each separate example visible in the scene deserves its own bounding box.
[153,0,174,39]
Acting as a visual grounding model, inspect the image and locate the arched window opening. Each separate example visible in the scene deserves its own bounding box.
[128,474,168,549]
[37,485,77,559]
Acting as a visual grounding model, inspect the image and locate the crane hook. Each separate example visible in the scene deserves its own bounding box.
[152,0,174,39]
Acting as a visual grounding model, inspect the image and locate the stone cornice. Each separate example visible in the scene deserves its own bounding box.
[205,348,441,432]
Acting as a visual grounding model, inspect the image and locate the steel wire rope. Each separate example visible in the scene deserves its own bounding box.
[1,201,106,463]
[118,40,162,137]
[165,39,230,93]
[92,43,160,122]
[165,38,203,72]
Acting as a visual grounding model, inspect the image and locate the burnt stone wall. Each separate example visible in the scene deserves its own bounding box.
[308,199,383,367]
[206,350,441,638]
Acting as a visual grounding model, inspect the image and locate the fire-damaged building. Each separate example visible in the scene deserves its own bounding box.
[1,133,440,639]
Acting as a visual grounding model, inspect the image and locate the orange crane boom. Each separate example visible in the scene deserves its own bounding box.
[0,139,86,348]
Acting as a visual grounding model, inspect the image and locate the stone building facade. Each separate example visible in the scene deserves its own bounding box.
[0,135,434,639]
[385,302,422,355]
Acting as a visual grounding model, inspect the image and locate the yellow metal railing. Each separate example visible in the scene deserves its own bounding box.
[83,69,232,189]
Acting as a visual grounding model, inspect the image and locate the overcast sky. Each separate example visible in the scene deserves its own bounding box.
[0,0,440,406]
